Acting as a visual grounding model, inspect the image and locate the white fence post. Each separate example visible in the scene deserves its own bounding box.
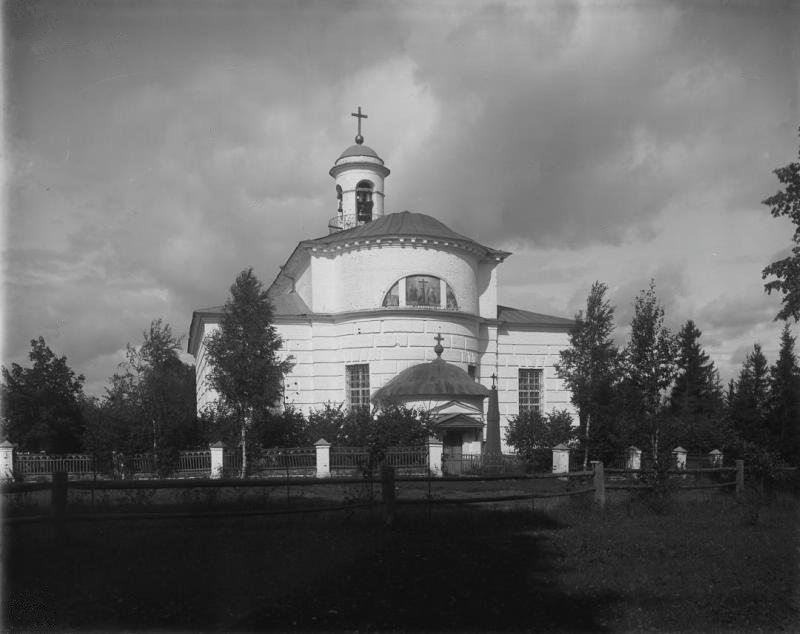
[427,438,443,477]
[626,446,642,471]
[209,441,225,479]
[552,444,570,474]
[0,440,14,481]
[315,439,331,478]
[673,446,687,470]
[708,449,723,467]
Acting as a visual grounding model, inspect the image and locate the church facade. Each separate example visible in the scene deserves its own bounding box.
[188,115,576,453]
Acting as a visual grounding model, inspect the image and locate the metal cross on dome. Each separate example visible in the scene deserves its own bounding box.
[351,106,368,144]
[433,333,444,358]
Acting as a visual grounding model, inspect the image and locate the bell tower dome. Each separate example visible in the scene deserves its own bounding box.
[328,107,390,233]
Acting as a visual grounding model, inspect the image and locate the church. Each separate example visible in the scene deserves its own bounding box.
[188,110,576,454]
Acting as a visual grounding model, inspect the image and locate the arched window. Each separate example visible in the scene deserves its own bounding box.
[336,184,343,213]
[382,276,458,310]
[355,180,374,222]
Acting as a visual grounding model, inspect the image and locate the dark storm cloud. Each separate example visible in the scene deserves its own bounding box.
[3,0,797,394]
[389,0,797,247]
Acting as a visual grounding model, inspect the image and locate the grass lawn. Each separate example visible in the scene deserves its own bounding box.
[3,495,798,631]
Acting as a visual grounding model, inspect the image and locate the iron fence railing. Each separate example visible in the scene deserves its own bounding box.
[175,450,211,478]
[330,446,371,472]
[14,454,94,480]
[250,447,316,477]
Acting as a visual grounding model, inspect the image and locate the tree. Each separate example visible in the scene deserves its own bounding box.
[729,344,771,448]
[83,320,199,475]
[767,325,800,464]
[619,282,678,469]
[204,268,293,477]
[505,409,576,471]
[555,281,619,469]
[669,320,725,451]
[1,337,86,453]
[762,130,800,322]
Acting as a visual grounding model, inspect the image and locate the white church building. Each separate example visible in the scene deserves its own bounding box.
[188,112,576,453]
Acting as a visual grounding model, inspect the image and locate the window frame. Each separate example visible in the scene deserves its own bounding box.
[381,275,458,310]
[518,368,543,415]
[346,363,371,411]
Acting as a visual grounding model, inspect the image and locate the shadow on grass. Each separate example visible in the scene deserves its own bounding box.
[5,508,618,632]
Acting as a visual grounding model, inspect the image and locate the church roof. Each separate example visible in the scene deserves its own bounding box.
[371,357,490,404]
[337,144,381,161]
[497,305,575,328]
[302,211,510,260]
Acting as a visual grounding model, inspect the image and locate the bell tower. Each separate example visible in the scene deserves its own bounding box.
[328,107,390,233]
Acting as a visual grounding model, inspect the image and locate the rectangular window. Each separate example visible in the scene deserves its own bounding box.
[518,369,543,415]
[467,364,476,380]
[346,364,370,411]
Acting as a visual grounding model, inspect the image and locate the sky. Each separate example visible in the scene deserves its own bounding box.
[3,0,799,397]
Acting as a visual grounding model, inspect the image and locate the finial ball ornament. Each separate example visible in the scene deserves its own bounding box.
[355,134,364,144]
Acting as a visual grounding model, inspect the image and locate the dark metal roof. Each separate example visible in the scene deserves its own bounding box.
[337,144,381,161]
[303,211,509,259]
[372,358,490,404]
[497,305,575,328]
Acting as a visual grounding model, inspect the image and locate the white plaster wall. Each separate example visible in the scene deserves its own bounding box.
[333,166,386,217]
[477,261,500,319]
[276,314,482,414]
[480,327,576,452]
[309,245,480,314]
[195,322,220,414]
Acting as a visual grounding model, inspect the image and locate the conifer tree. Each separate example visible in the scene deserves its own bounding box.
[555,281,619,468]
[730,344,771,447]
[768,325,800,464]
[669,320,724,450]
[204,268,293,477]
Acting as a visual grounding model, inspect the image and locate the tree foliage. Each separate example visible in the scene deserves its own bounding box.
[619,282,678,467]
[505,409,576,469]
[555,281,619,466]
[762,130,800,322]
[669,320,726,452]
[83,320,199,475]
[204,268,293,476]
[729,343,771,448]
[767,325,800,463]
[1,337,86,452]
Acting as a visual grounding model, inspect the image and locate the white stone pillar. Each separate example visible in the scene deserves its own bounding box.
[315,439,331,478]
[428,438,443,477]
[626,446,642,471]
[552,444,570,474]
[0,440,14,481]
[673,446,687,470]
[209,441,225,479]
[708,449,723,467]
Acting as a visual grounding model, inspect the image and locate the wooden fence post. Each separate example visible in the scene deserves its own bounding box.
[381,464,396,525]
[52,471,68,543]
[735,459,745,497]
[591,460,605,509]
